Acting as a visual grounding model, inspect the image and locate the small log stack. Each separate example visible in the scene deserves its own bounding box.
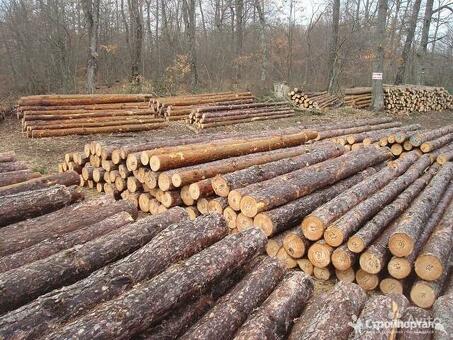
[288,88,342,110]
[186,102,295,130]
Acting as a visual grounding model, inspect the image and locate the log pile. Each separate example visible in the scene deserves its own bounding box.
[344,85,453,114]
[288,88,342,110]
[186,102,295,130]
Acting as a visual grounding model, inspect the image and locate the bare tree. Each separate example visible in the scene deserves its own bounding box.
[327,0,341,93]
[127,0,143,80]
[182,0,198,89]
[81,0,100,93]
[372,0,388,110]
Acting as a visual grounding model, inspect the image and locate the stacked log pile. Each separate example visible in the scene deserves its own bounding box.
[186,102,295,130]
[344,85,453,114]
[288,88,342,110]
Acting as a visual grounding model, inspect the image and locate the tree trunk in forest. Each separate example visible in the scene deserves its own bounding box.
[128,0,143,80]
[81,0,100,94]
[234,0,244,83]
[255,0,268,82]
[234,272,314,340]
[416,0,434,85]
[288,282,367,340]
[0,161,28,173]
[371,0,388,111]
[183,0,198,89]
[394,0,422,84]
[38,229,267,339]
[327,0,340,93]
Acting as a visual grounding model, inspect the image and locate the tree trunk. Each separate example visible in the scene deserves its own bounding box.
[255,168,376,237]
[416,0,434,85]
[316,122,402,140]
[0,170,80,196]
[181,256,285,340]
[234,272,314,340]
[420,133,453,153]
[0,196,138,257]
[0,185,83,228]
[394,0,423,84]
[40,228,267,339]
[0,206,189,314]
[347,163,438,253]
[182,0,198,89]
[331,244,358,271]
[432,290,453,339]
[241,147,391,218]
[389,162,453,257]
[327,0,340,93]
[349,294,409,340]
[0,170,41,187]
[81,0,100,93]
[288,282,367,340]
[371,0,388,111]
[127,0,143,79]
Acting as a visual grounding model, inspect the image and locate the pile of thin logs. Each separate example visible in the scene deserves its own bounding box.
[186,102,295,130]
[288,88,342,110]
[153,91,256,121]
[344,85,453,114]
[378,125,453,157]
[17,94,169,138]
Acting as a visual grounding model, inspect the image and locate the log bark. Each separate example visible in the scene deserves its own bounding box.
[233,272,314,340]
[348,164,439,253]
[181,256,286,340]
[399,306,433,340]
[355,269,380,291]
[288,282,367,340]
[254,168,376,237]
[208,197,228,214]
[0,170,80,196]
[325,153,430,247]
[379,277,404,295]
[41,228,267,339]
[336,267,355,283]
[331,244,358,271]
[0,196,138,256]
[283,227,310,259]
[409,125,453,147]
[0,206,189,314]
[297,259,314,276]
[0,185,83,228]
[0,170,41,187]
[241,147,391,218]
[212,141,344,197]
[0,161,28,173]
[307,240,333,268]
[420,133,453,153]
[189,179,214,200]
[316,122,402,140]
[149,130,318,171]
[432,291,453,340]
[18,94,150,106]
[389,162,453,257]
[0,151,16,163]
[349,294,409,340]
[0,211,134,273]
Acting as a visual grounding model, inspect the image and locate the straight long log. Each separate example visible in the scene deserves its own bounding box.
[240,146,392,218]
[409,125,453,147]
[288,282,367,340]
[233,272,314,340]
[0,161,28,173]
[420,133,453,153]
[0,170,80,196]
[0,151,16,162]
[40,228,267,339]
[0,170,41,187]
[316,122,402,140]
[0,185,83,228]
[388,162,453,257]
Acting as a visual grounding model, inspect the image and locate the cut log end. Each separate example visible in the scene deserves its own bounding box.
[359,252,383,275]
[307,242,332,268]
[283,233,306,259]
[228,190,242,211]
[324,226,345,247]
[347,236,366,253]
[335,268,355,283]
[171,174,182,188]
[223,207,237,229]
[389,233,414,257]
[240,196,259,218]
[387,257,411,279]
[313,266,331,281]
[253,213,274,237]
[379,278,403,295]
[297,259,314,275]
[276,248,297,269]
[301,215,325,241]
[410,282,436,309]
[414,255,443,281]
[158,174,173,191]
[211,176,230,197]
[355,269,379,291]
[331,248,352,271]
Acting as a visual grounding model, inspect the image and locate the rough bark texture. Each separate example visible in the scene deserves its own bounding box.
[0,151,17,163]
[317,122,402,140]
[0,207,188,314]
[306,151,419,245]
[0,161,28,173]
[349,294,409,340]
[233,271,314,340]
[0,171,80,196]
[389,162,453,257]
[420,133,453,153]
[0,196,137,257]
[42,228,267,339]
[336,267,356,283]
[0,170,41,187]
[0,185,83,228]
[432,292,453,340]
[399,306,433,340]
[0,211,134,273]
[241,147,391,217]
[348,164,439,253]
[288,282,367,340]
[409,125,453,147]
[327,153,430,247]
[181,256,286,340]
[212,141,344,196]
[254,168,376,237]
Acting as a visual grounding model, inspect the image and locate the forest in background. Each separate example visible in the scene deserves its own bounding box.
[0,0,452,98]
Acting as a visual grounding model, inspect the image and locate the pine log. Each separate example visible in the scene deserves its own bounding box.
[181,256,286,340]
[347,124,420,145]
[349,294,409,340]
[196,197,211,214]
[212,141,344,197]
[398,306,433,340]
[436,149,453,165]
[331,244,358,271]
[189,179,214,200]
[410,269,450,309]
[432,288,453,340]
[379,278,404,295]
[420,133,453,153]
[297,258,314,276]
[409,125,453,147]
[41,228,267,339]
[348,164,439,253]
[265,232,286,257]
[0,161,28,173]
[18,94,150,106]
[233,272,314,340]
[389,162,453,257]
[313,266,332,280]
[149,130,318,171]
[325,153,430,247]
[355,269,380,291]
[288,282,367,340]
[241,147,392,218]
[185,206,200,220]
[208,197,228,214]
[0,151,16,162]
[303,150,418,242]
[236,213,254,231]
[283,227,310,259]
[336,267,356,283]
[316,122,402,140]
[307,240,333,268]
[254,168,376,237]
[276,247,297,269]
[0,170,41,187]
[0,185,83,228]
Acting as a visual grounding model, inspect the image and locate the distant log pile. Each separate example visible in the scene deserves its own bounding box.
[288,88,342,110]
[186,102,295,130]
[344,85,453,114]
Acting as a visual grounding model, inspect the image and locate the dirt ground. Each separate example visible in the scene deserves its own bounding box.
[1,107,452,175]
